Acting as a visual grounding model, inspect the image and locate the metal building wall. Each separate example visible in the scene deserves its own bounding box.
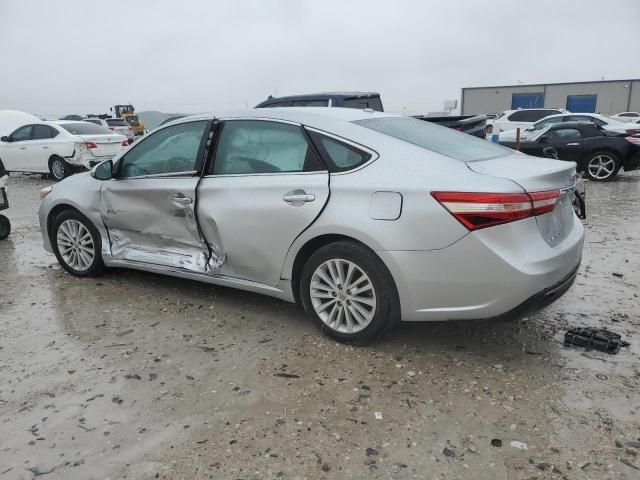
[461,80,638,115]
[544,81,630,114]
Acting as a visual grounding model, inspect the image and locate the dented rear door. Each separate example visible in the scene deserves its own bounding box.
[196,119,329,286]
[100,120,213,271]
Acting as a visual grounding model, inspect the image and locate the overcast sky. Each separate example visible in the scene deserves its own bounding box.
[1,0,638,116]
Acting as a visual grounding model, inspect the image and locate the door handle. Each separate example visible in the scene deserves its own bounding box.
[283,189,315,205]
[566,142,580,146]
[19,147,27,150]
[171,195,192,205]
[42,146,49,149]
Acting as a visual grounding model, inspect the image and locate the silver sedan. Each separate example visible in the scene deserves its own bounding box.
[39,108,584,343]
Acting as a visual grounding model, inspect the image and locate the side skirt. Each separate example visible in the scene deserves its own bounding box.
[103,258,296,303]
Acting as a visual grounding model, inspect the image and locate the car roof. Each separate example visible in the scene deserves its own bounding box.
[166,107,398,128]
[262,91,380,101]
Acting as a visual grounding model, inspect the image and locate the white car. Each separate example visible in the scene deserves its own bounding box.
[84,117,135,144]
[611,112,640,123]
[0,121,128,181]
[490,108,569,134]
[499,113,640,142]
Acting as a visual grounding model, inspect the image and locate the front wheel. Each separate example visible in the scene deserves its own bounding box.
[51,210,104,277]
[299,241,399,344]
[49,156,72,181]
[584,152,620,181]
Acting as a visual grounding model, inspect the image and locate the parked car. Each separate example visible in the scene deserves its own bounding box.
[257,92,486,136]
[611,112,640,123]
[414,114,487,138]
[0,121,128,180]
[59,114,84,121]
[255,92,384,110]
[39,108,584,343]
[489,108,569,134]
[84,117,135,144]
[499,113,640,142]
[500,121,640,181]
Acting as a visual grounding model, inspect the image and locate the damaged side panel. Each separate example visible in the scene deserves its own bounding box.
[100,177,222,272]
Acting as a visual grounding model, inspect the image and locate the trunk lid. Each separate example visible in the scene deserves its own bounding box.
[467,153,579,247]
[79,134,125,157]
[467,153,576,191]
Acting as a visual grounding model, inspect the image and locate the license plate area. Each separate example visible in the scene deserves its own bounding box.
[536,189,575,247]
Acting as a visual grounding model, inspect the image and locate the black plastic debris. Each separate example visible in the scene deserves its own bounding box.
[564,327,630,354]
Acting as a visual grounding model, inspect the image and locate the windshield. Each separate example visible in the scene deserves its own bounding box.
[59,122,113,135]
[354,117,510,161]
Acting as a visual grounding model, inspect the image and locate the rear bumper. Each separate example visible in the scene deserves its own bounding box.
[378,215,584,322]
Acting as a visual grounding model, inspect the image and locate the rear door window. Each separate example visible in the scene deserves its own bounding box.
[32,125,57,139]
[211,120,323,174]
[308,131,371,172]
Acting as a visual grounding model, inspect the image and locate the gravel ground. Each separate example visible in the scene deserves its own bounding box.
[0,172,639,480]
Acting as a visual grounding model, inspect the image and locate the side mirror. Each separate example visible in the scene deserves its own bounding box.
[92,159,114,180]
[1,136,11,142]
[543,147,559,160]
[538,136,548,144]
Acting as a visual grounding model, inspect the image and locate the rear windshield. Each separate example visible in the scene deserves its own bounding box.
[59,122,112,135]
[106,119,129,127]
[354,117,510,161]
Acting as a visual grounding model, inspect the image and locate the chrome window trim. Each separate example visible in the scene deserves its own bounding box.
[304,126,380,175]
[119,170,198,180]
[202,170,328,179]
[217,116,301,126]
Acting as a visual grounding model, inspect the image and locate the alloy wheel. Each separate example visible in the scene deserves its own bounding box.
[56,219,95,272]
[51,159,66,180]
[309,258,377,334]
[587,154,616,180]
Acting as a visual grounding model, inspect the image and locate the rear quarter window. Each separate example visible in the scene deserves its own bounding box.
[308,131,371,172]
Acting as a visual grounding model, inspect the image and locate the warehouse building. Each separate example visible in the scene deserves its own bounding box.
[461,79,640,116]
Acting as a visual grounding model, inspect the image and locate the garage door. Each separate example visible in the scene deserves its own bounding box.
[511,93,544,109]
[566,95,597,113]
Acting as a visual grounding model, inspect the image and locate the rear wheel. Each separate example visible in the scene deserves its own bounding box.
[584,152,620,181]
[49,156,71,181]
[0,214,10,240]
[51,210,104,277]
[299,241,399,344]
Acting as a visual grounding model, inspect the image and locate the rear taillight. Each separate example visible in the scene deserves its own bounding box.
[625,128,640,135]
[625,136,640,145]
[121,139,129,146]
[431,190,561,231]
[85,141,97,149]
[108,127,115,131]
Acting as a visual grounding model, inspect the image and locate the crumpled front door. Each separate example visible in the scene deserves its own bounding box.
[100,177,216,271]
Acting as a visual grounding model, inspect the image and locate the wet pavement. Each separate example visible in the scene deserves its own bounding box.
[0,172,639,480]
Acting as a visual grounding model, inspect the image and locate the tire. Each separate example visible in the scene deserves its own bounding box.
[48,156,72,181]
[299,241,400,344]
[51,210,104,277]
[0,214,10,240]
[583,152,621,181]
